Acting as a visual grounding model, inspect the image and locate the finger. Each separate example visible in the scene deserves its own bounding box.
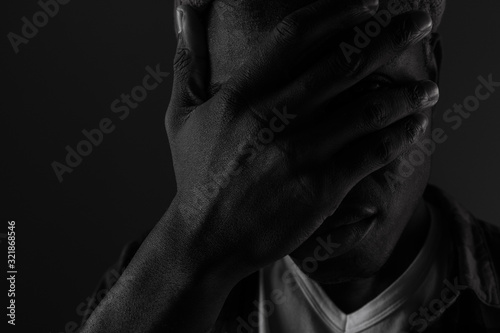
[330,112,429,190]
[270,0,379,76]
[216,0,379,107]
[290,111,428,218]
[169,5,209,111]
[294,80,439,165]
[273,11,434,116]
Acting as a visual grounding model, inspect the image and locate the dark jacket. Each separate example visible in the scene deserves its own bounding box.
[82,185,500,332]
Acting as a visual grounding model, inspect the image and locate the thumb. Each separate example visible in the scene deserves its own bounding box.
[171,5,209,109]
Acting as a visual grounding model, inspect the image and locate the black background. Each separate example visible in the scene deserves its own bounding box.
[2,0,500,332]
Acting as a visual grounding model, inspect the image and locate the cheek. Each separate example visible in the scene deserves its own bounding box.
[376,104,434,194]
[403,107,434,182]
[374,146,431,200]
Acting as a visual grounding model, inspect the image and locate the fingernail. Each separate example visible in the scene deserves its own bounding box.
[421,80,440,102]
[362,0,379,12]
[418,114,429,132]
[176,7,184,35]
[411,11,433,32]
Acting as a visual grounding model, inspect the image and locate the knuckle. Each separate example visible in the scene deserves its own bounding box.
[332,52,363,78]
[274,16,301,45]
[173,48,191,74]
[363,101,388,129]
[390,21,414,50]
[405,84,426,110]
[391,33,410,51]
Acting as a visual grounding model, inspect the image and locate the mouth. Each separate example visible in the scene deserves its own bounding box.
[316,204,378,234]
[299,204,379,260]
[291,202,379,262]
[311,214,378,259]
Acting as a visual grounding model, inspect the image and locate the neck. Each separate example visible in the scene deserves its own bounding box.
[320,198,430,314]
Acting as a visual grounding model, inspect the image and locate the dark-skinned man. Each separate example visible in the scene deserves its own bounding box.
[80,0,500,332]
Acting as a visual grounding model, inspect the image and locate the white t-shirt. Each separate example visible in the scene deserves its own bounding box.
[258,203,450,333]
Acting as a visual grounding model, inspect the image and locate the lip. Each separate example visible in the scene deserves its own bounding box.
[314,214,376,239]
[316,205,378,234]
[309,215,378,259]
[291,209,378,262]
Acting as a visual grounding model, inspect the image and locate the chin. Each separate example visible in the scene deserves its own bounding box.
[306,247,390,285]
[290,225,393,284]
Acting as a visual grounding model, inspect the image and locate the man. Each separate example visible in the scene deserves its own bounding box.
[80,0,500,332]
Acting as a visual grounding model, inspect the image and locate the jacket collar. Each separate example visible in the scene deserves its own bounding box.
[424,185,500,308]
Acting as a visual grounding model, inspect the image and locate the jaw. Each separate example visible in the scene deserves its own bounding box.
[290,146,432,284]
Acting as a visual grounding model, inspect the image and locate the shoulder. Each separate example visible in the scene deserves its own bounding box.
[476,219,500,275]
[424,184,500,307]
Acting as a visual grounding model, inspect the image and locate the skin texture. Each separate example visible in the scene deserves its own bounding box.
[80,1,443,332]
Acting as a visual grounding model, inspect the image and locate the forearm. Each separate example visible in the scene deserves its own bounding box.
[80,197,242,333]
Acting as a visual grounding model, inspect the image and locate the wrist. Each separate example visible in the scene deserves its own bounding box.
[155,195,251,287]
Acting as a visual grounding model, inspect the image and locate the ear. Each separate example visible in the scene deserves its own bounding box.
[428,33,442,84]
